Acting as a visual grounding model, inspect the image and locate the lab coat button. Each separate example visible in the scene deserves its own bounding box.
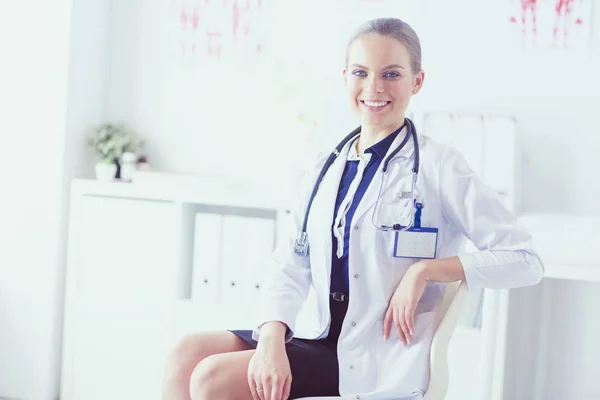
[354,274,359,279]
[354,225,359,230]
[356,396,360,400]
[351,321,356,327]
[349,365,355,370]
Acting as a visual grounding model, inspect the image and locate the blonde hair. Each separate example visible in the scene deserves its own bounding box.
[345,18,422,73]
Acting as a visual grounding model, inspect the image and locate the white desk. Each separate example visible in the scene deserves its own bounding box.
[479,212,600,400]
[508,213,600,400]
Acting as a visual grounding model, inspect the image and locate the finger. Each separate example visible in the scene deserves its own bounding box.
[270,375,284,400]
[257,377,266,400]
[248,371,259,400]
[260,381,267,400]
[253,385,262,400]
[250,380,261,400]
[405,302,416,338]
[383,306,393,340]
[262,375,272,400]
[399,306,412,345]
[393,306,405,345]
[282,375,292,400]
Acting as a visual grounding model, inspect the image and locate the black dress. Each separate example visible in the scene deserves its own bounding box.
[229,294,349,399]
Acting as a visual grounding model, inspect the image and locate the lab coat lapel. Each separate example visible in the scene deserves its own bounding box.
[307,137,356,263]
[352,129,416,224]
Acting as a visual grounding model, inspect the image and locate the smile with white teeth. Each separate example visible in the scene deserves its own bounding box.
[362,100,390,107]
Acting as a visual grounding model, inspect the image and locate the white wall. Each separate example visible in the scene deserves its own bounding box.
[0,0,111,398]
[412,1,600,216]
[55,0,113,398]
[104,0,600,215]
[0,1,73,398]
[103,0,363,185]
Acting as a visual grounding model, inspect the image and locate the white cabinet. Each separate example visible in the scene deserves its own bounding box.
[69,305,171,400]
[61,181,281,400]
[62,195,177,400]
[75,196,177,304]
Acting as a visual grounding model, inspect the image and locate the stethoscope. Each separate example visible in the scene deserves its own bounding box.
[293,118,420,256]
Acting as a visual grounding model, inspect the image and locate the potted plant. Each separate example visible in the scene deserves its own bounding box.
[87,123,144,181]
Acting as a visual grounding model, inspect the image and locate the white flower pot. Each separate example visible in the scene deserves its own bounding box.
[95,161,117,181]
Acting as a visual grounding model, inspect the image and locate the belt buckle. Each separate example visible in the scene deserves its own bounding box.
[331,292,347,302]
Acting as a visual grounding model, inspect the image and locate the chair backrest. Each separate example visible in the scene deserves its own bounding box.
[423,280,469,400]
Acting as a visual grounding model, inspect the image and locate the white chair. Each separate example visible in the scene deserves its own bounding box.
[297,280,469,400]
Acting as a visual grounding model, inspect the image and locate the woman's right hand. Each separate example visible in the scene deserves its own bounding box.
[247,324,292,400]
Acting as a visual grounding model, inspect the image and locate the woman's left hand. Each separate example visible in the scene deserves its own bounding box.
[383,262,428,346]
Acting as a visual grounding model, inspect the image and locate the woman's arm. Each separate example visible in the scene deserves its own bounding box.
[438,145,544,289]
[411,256,465,283]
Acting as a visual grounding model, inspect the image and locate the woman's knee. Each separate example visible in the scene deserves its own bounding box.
[164,334,206,380]
[189,352,253,400]
[164,331,252,394]
[189,355,226,398]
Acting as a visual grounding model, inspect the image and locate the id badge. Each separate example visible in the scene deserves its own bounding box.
[393,227,439,259]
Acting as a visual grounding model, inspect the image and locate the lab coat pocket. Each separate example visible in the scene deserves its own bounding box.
[374,184,413,260]
[376,193,412,228]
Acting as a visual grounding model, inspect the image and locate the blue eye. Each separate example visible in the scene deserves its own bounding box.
[384,71,400,78]
[352,70,367,77]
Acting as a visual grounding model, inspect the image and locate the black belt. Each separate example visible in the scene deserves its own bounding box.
[330,292,348,302]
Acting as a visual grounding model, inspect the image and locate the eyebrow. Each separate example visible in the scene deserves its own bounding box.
[349,63,406,70]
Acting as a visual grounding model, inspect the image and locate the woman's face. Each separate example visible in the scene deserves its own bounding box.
[344,34,424,130]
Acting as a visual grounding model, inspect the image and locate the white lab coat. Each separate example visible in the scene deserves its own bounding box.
[253,127,544,400]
